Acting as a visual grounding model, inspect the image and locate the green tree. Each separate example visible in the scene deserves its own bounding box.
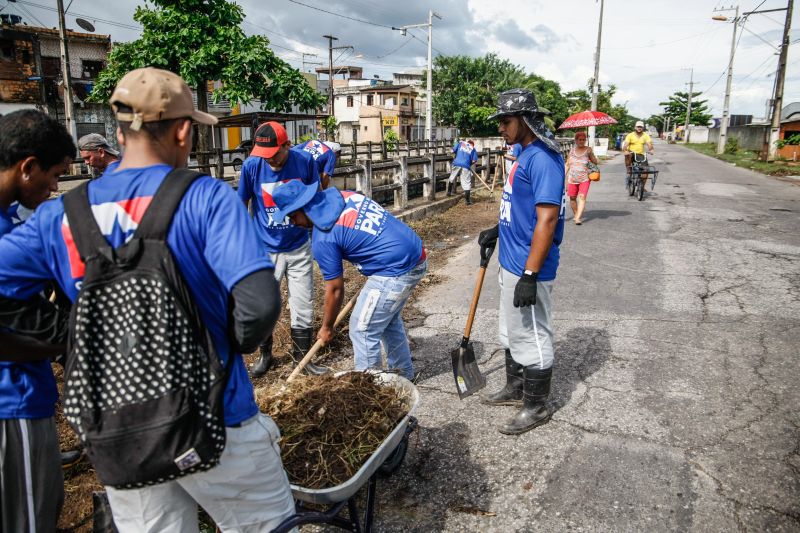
[432,53,570,136]
[89,0,325,159]
[564,83,636,139]
[658,91,712,127]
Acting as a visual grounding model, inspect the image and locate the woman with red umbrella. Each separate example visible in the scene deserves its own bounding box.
[564,131,598,225]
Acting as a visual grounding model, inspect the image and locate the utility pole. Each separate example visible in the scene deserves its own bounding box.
[398,11,441,142]
[301,52,321,73]
[323,35,337,119]
[684,68,694,143]
[714,6,740,155]
[589,0,605,148]
[56,0,76,141]
[765,0,793,161]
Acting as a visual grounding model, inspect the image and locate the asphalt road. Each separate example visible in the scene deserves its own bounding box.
[367,142,800,532]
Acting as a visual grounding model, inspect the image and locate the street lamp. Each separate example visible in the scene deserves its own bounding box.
[712,6,740,155]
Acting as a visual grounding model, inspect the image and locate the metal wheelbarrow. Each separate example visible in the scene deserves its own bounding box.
[270,372,420,533]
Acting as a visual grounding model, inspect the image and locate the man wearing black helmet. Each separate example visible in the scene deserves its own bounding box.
[477,89,566,435]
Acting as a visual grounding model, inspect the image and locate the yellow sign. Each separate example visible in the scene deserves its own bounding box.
[382,116,398,127]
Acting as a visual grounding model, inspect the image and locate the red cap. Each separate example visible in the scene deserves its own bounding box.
[251,121,289,159]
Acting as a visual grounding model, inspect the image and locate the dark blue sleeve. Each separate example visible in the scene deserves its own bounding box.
[199,179,273,290]
[311,233,343,280]
[0,204,58,300]
[530,154,565,207]
[323,151,336,175]
[471,149,478,163]
[237,161,253,203]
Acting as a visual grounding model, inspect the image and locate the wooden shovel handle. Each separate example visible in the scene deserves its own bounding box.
[286,293,358,383]
[463,266,487,340]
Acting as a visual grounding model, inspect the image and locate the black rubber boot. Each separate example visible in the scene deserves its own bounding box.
[292,327,329,376]
[61,448,84,469]
[499,366,552,435]
[465,190,473,205]
[481,349,523,406]
[446,181,453,196]
[249,335,273,378]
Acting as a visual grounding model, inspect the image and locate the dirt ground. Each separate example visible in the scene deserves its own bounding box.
[56,189,501,531]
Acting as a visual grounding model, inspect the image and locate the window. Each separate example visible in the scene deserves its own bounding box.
[402,97,409,106]
[347,96,353,107]
[363,125,368,131]
[41,57,60,78]
[81,60,104,79]
[366,94,373,106]
[0,40,14,61]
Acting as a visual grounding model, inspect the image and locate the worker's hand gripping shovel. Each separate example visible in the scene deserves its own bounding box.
[451,239,494,399]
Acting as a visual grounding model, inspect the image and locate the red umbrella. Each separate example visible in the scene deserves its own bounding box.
[558,110,618,129]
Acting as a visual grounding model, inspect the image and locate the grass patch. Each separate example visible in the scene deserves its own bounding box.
[683,143,800,177]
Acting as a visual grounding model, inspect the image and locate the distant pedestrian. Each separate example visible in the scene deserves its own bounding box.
[272,181,426,380]
[0,68,295,531]
[448,139,478,205]
[77,133,119,176]
[565,131,598,225]
[292,138,339,189]
[0,108,74,533]
[478,88,566,435]
[239,121,328,377]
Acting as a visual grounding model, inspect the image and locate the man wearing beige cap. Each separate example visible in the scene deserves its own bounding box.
[77,133,119,176]
[0,68,296,531]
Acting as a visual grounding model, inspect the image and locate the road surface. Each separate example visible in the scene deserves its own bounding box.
[369,141,800,532]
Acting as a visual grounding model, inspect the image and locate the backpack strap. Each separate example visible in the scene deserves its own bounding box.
[133,168,203,241]
[62,181,114,263]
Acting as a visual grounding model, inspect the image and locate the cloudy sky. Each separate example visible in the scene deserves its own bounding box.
[14,0,799,120]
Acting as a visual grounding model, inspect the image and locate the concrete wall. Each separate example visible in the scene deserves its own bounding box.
[687,126,710,144]
[708,125,768,151]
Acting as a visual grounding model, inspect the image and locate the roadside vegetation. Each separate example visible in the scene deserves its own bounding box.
[683,143,800,177]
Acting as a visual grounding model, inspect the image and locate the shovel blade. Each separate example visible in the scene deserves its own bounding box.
[451,342,486,399]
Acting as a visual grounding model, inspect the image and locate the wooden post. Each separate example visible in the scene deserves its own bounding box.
[405,141,411,158]
[351,140,357,164]
[215,148,224,179]
[395,156,409,210]
[367,141,373,161]
[481,152,488,187]
[381,140,388,160]
[358,159,373,198]
[423,153,436,201]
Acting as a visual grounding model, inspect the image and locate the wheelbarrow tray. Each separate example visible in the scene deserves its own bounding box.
[289,371,420,505]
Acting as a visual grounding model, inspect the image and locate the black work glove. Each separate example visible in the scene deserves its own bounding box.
[478,224,499,251]
[513,272,538,308]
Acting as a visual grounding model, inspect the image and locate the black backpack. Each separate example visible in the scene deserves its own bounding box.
[62,169,230,488]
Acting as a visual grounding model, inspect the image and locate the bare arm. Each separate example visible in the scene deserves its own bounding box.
[588,148,599,165]
[524,204,560,274]
[318,276,345,344]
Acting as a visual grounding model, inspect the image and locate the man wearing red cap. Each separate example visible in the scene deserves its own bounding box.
[238,121,328,376]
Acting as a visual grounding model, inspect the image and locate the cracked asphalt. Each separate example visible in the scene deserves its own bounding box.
[361,142,800,532]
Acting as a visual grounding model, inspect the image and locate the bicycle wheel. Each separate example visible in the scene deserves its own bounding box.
[638,178,645,201]
[628,171,637,196]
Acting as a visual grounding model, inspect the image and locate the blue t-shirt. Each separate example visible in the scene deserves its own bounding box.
[238,150,319,253]
[313,191,424,280]
[0,201,58,419]
[0,164,273,426]
[498,140,566,280]
[292,140,336,176]
[452,141,478,169]
[510,144,522,158]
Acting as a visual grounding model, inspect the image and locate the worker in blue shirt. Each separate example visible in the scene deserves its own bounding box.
[292,139,339,189]
[0,69,295,531]
[0,109,74,533]
[238,121,328,377]
[272,180,427,380]
[447,139,478,205]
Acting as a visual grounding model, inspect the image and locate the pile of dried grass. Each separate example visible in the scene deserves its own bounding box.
[259,372,408,489]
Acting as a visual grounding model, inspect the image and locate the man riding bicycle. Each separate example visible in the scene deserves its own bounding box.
[622,120,654,174]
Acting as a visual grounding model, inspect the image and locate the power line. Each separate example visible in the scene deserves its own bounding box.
[287,0,397,29]
[16,0,141,31]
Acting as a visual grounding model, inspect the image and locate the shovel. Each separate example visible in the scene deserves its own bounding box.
[286,293,358,383]
[451,240,495,399]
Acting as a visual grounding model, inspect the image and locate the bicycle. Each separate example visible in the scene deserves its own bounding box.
[625,152,658,201]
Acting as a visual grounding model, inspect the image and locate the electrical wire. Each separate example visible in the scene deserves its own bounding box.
[287,0,397,30]
[15,0,141,31]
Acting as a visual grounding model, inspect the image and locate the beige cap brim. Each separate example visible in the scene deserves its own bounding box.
[192,110,218,125]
